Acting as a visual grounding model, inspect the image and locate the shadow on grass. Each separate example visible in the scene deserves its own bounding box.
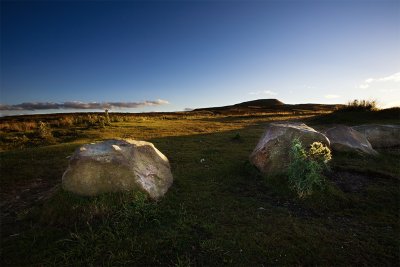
[306,107,400,126]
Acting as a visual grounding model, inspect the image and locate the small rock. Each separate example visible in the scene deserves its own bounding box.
[112,145,121,151]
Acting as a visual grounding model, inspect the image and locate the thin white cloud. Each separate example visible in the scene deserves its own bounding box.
[365,78,375,83]
[324,94,341,99]
[249,90,278,96]
[0,99,169,111]
[358,84,370,89]
[358,72,400,89]
[380,88,400,93]
[380,72,400,82]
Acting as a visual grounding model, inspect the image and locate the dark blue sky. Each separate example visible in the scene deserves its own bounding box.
[1,0,399,114]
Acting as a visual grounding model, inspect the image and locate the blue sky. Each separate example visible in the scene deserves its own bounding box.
[1,0,399,115]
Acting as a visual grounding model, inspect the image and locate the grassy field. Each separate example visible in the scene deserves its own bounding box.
[0,109,399,266]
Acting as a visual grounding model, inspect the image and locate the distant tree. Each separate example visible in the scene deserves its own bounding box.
[104,109,111,126]
[37,121,53,140]
[339,99,379,111]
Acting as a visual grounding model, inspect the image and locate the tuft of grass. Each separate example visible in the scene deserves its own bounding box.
[22,185,164,233]
[231,132,243,142]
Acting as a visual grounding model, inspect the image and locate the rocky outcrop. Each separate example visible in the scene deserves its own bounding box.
[353,124,400,148]
[249,122,330,174]
[62,139,173,199]
[325,125,378,155]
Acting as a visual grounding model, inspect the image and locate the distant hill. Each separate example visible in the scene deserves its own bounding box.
[233,99,285,107]
[0,99,344,120]
[193,99,342,114]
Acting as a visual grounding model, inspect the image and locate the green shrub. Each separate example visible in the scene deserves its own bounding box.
[98,116,106,128]
[110,115,124,122]
[0,121,38,132]
[231,133,243,142]
[82,114,98,126]
[104,109,111,126]
[339,99,379,112]
[58,116,75,127]
[287,139,331,198]
[37,121,53,140]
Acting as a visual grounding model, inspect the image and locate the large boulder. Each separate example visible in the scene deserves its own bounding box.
[62,139,173,199]
[352,124,400,148]
[325,125,378,155]
[249,123,330,175]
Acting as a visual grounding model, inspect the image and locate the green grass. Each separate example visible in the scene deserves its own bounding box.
[1,111,399,266]
[0,143,80,189]
[308,107,400,125]
[330,149,400,178]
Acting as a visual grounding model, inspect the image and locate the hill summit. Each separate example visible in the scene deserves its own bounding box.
[233,99,285,108]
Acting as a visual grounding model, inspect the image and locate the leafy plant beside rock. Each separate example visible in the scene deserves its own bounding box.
[287,139,331,198]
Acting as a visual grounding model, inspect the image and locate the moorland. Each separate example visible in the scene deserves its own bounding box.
[0,99,399,266]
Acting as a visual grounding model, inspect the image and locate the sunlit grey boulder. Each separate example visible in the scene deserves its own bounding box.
[325,125,378,155]
[352,124,400,148]
[62,139,173,199]
[249,122,330,174]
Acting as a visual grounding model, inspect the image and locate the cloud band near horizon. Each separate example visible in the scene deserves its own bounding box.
[0,99,169,111]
